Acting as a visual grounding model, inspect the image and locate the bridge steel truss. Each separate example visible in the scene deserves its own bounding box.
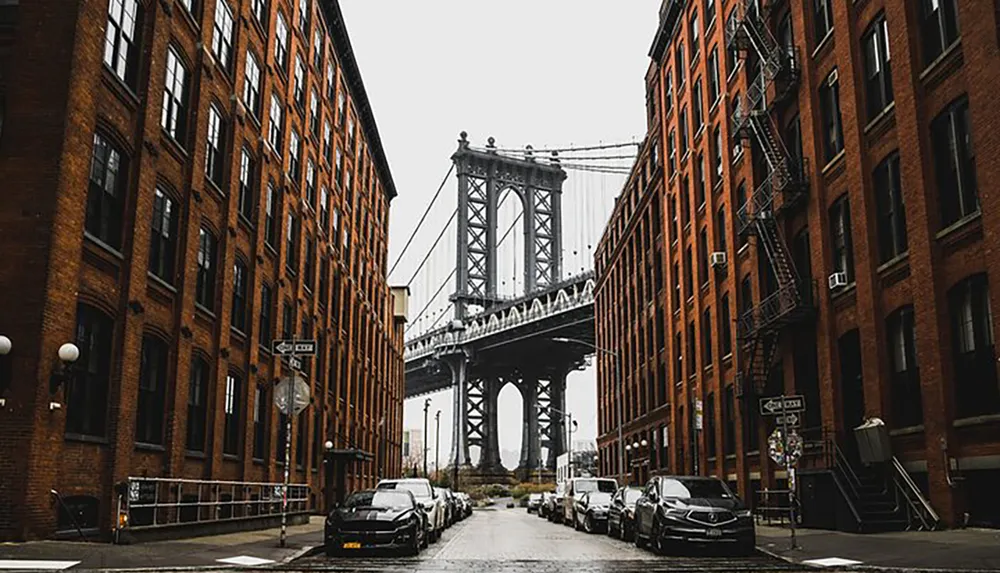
[726,1,815,405]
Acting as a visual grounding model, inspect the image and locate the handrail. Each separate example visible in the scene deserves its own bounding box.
[891,456,939,530]
[828,469,864,530]
[833,443,862,500]
[50,489,88,541]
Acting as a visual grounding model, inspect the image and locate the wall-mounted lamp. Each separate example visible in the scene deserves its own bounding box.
[0,335,10,408]
[640,439,648,448]
[48,342,80,398]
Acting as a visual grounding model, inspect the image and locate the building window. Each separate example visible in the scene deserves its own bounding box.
[305,158,316,207]
[664,72,673,114]
[684,246,694,298]
[736,182,748,248]
[275,11,289,70]
[705,392,716,457]
[268,94,283,151]
[224,373,242,455]
[86,133,126,250]
[205,104,225,187]
[740,275,753,318]
[186,356,209,452]
[695,153,706,207]
[723,385,735,455]
[680,176,690,227]
[320,187,330,230]
[874,152,907,262]
[672,262,681,308]
[675,43,685,86]
[259,283,273,347]
[196,228,217,310]
[720,293,732,357]
[687,321,697,377]
[232,258,248,331]
[103,0,142,88]
[829,195,854,282]
[668,196,677,244]
[251,0,267,28]
[698,228,709,287]
[264,182,278,247]
[863,14,893,121]
[238,148,256,222]
[689,11,700,60]
[920,0,960,66]
[282,302,293,339]
[303,236,315,291]
[136,335,168,445]
[674,331,683,383]
[887,306,922,428]
[708,48,720,101]
[323,120,332,164]
[148,188,177,282]
[692,80,704,133]
[161,46,188,142]
[950,274,999,418]
[309,88,319,137]
[298,0,309,34]
[289,129,301,180]
[819,69,844,162]
[337,91,346,128]
[725,10,738,77]
[716,206,726,253]
[294,55,305,109]
[285,213,299,272]
[667,130,676,176]
[67,305,112,437]
[702,307,713,366]
[211,0,234,70]
[243,50,262,117]
[253,385,268,460]
[312,28,323,69]
[933,97,977,227]
[814,0,834,43]
[319,256,329,307]
[679,107,689,157]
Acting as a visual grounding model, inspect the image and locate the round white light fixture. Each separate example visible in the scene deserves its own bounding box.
[58,343,80,363]
[632,441,640,450]
[324,440,334,450]
[0,335,11,356]
[641,439,648,447]
[625,444,632,452]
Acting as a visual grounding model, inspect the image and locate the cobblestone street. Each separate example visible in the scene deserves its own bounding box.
[284,507,820,572]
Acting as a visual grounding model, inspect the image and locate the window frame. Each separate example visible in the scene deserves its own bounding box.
[136,335,169,446]
[85,132,127,250]
[196,227,218,311]
[211,0,235,71]
[874,152,907,263]
[148,187,178,282]
[186,355,210,452]
[103,0,142,88]
[66,304,113,438]
[862,13,894,121]
[231,257,249,332]
[161,46,189,143]
[819,70,844,162]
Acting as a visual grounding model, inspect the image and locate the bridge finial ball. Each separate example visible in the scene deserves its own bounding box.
[460,131,468,140]
[488,136,496,146]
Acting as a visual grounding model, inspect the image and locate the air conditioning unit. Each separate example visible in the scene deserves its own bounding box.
[710,252,727,267]
[828,271,848,290]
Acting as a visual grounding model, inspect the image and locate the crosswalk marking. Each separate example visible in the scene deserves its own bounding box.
[215,555,275,566]
[0,560,80,571]
[802,557,864,567]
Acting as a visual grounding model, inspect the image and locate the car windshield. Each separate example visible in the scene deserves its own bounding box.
[344,491,412,509]
[659,478,731,499]
[624,489,643,504]
[378,481,432,499]
[588,492,612,505]
[575,479,617,494]
[529,493,542,500]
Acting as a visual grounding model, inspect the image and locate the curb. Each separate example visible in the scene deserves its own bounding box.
[756,544,998,573]
[755,545,824,569]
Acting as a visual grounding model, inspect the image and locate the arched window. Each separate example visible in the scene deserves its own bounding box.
[186,355,209,452]
[86,133,128,250]
[136,335,169,445]
[949,274,999,418]
[223,372,243,455]
[68,305,113,437]
[231,258,248,331]
[196,227,217,310]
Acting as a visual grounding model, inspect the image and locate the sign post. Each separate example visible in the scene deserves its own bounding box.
[271,339,315,547]
[762,394,805,550]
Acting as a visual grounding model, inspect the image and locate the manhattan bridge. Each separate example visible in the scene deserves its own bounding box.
[391,132,636,480]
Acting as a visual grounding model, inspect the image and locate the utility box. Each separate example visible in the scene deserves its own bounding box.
[854,418,892,465]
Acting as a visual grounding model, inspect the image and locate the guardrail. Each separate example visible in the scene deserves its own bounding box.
[117,477,310,533]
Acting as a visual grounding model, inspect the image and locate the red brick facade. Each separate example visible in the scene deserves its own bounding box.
[0,0,405,540]
[596,0,1000,528]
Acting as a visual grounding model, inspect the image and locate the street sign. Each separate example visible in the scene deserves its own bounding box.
[271,339,316,356]
[767,427,804,465]
[286,356,302,371]
[774,413,801,426]
[759,395,806,416]
[694,399,704,430]
[274,375,311,416]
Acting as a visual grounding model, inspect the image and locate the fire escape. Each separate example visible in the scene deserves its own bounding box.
[726,0,813,400]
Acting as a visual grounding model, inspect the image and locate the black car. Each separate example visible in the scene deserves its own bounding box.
[633,476,755,555]
[607,486,643,541]
[573,491,612,533]
[325,489,426,556]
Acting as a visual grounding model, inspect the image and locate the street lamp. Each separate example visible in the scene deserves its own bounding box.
[434,410,441,483]
[0,335,10,408]
[49,342,80,407]
[538,404,576,478]
[423,398,431,477]
[551,337,624,484]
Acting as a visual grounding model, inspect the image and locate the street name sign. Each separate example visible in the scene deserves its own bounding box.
[272,339,317,356]
[759,395,806,416]
[774,413,801,426]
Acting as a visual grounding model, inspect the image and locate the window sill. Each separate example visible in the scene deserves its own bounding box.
[195,303,217,323]
[709,97,721,117]
[223,454,241,461]
[147,271,178,294]
[238,213,256,232]
[936,211,982,252]
[703,363,714,374]
[690,51,701,71]
[83,232,124,261]
[863,101,896,139]
[185,450,207,459]
[230,327,248,342]
[831,281,857,308]
[65,433,109,446]
[821,149,846,178]
[259,343,272,356]
[135,442,166,452]
[159,130,189,163]
[693,125,706,143]
[919,39,963,90]
[876,252,910,287]
[681,150,691,164]
[100,65,140,109]
[725,454,737,461]
[722,353,733,366]
[253,457,266,465]
[889,425,924,437]
[954,414,1000,428]
[811,29,835,61]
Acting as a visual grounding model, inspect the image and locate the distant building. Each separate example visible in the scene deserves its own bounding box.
[402,429,425,473]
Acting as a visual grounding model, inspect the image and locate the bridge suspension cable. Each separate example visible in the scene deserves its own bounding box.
[387,164,455,279]
[404,207,458,288]
[491,141,640,154]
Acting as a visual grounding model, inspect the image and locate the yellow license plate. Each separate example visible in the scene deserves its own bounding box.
[342,542,362,549]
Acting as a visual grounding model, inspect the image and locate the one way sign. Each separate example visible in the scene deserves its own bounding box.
[271,339,317,356]
[759,395,806,416]
[774,413,801,426]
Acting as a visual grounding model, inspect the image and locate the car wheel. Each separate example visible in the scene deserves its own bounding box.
[634,524,646,549]
[606,518,617,538]
[324,544,341,558]
[584,513,594,534]
[405,526,421,556]
[737,536,756,557]
[651,519,667,555]
[622,518,633,542]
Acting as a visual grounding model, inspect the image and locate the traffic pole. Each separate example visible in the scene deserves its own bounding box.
[280,367,294,548]
[781,395,797,550]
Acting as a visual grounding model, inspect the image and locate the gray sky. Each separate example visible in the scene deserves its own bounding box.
[340,1,660,470]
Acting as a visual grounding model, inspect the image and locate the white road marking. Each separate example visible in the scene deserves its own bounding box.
[215,555,275,566]
[0,560,80,570]
[802,557,864,567]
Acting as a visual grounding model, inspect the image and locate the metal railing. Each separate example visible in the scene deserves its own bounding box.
[890,456,940,530]
[754,489,800,526]
[119,477,310,531]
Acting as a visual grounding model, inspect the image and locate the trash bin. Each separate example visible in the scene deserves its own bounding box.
[853,418,891,465]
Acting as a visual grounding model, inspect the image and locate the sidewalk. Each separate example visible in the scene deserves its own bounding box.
[0,516,324,571]
[756,524,1000,571]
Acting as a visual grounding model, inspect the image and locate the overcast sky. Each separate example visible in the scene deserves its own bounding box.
[340,1,661,470]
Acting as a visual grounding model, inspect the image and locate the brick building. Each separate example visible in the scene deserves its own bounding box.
[596,0,1000,528]
[0,0,406,540]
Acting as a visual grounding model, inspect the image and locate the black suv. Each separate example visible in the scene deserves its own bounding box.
[633,476,755,555]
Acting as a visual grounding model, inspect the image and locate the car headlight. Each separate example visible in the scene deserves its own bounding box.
[736,509,752,518]
[422,501,435,511]
[662,508,688,519]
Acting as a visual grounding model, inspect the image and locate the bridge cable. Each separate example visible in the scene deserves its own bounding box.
[490,141,641,154]
[387,164,455,279]
[404,208,458,288]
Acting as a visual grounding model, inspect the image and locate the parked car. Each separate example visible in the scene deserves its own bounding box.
[561,477,618,527]
[573,491,612,533]
[538,492,554,518]
[526,493,543,513]
[633,476,755,555]
[607,486,643,540]
[434,487,454,527]
[324,489,425,556]
[455,492,473,518]
[548,483,567,523]
[377,478,445,543]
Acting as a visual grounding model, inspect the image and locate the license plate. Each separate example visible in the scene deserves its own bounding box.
[706,528,722,537]
[342,542,362,549]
